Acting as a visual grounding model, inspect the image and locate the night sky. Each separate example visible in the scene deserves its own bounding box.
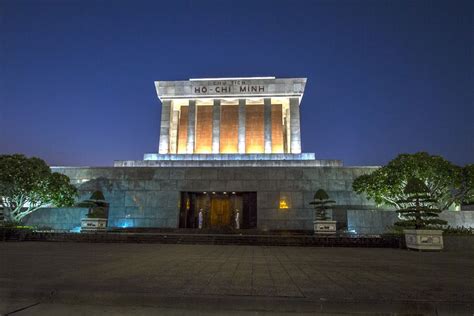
[1,0,472,167]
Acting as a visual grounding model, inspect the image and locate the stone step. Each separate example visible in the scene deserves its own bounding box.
[0,230,403,248]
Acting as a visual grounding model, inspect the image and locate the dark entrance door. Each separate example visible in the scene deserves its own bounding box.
[179,192,257,230]
[210,196,231,228]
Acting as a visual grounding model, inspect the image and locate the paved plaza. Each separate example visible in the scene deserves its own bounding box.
[0,242,473,315]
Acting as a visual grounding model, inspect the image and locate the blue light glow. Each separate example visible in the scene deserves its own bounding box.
[117,219,134,228]
[70,226,81,233]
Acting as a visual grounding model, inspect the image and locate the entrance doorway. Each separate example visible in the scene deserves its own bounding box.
[210,196,231,228]
[179,192,257,229]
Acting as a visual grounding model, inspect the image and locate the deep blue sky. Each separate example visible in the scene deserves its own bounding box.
[1,0,473,167]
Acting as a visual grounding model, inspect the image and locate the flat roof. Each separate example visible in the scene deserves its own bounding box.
[155,77,307,101]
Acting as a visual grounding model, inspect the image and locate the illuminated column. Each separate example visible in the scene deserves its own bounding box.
[264,98,272,154]
[285,107,291,153]
[187,100,196,154]
[238,99,246,154]
[289,97,301,154]
[158,100,171,154]
[212,99,221,153]
[169,110,179,154]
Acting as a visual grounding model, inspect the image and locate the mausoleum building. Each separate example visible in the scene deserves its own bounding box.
[44,77,384,232]
[24,76,474,233]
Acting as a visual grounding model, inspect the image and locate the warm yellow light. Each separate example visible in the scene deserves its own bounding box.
[220,145,238,153]
[246,145,264,153]
[272,144,284,154]
[279,199,289,209]
[195,145,212,153]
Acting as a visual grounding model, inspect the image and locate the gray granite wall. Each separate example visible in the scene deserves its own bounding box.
[50,166,378,230]
[347,210,399,234]
[23,207,88,231]
[439,211,474,229]
[347,210,474,234]
[26,165,474,233]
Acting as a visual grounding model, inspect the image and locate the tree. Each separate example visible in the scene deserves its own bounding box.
[457,164,474,205]
[76,191,109,218]
[395,178,447,229]
[309,189,335,220]
[352,152,466,210]
[0,154,77,222]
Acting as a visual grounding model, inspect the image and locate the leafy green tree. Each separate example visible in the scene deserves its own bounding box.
[457,164,474,205]
[395,178,447,229]
[309,189,335,220]
[0,154,77,222]
[352,152,467,210]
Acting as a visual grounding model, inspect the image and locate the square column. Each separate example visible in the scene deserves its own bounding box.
[169,110,179,154]
[289,97,301,154]
[158,100,171,154]
[238,99,246,154]
[187,100,196,154]
[264,98,272,154]
[212,99,221,153]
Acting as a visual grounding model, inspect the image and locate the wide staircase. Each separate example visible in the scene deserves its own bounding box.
[1,227,403,248]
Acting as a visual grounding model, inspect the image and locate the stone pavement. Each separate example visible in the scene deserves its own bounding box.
[0,242,473,315]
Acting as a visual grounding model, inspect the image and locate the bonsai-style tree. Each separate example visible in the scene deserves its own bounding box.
[76,191,109,218]
[458,164,474,205]
[0,154,77,222]
[353,152,469,210]
[395,178,447,229]
[309,189,335,221]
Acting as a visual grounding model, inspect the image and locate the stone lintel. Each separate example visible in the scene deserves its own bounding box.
[155,77,307,101]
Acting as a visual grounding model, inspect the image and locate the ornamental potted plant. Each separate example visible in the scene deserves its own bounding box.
[310,189,337,234]
[78,191,109,232]
[395,178,447,251]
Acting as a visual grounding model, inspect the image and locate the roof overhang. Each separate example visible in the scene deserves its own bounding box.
[154,77,307,103]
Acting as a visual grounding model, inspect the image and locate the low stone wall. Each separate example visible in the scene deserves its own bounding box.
[23,207,88,231]
[439,211,474,228]
[347,210,398,234]
[347,210,474,235]
[22,206,474,235]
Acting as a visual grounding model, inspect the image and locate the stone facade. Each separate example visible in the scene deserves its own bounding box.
[23,207,88,231]
[52,166,378,230]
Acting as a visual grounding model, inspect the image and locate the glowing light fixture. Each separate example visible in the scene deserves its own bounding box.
[279,199,289,209]
[118,219,133,228]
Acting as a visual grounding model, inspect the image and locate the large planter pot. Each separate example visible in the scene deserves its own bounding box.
[314,220,337,234]
[81,218,107,232]
[404,229,443,251]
